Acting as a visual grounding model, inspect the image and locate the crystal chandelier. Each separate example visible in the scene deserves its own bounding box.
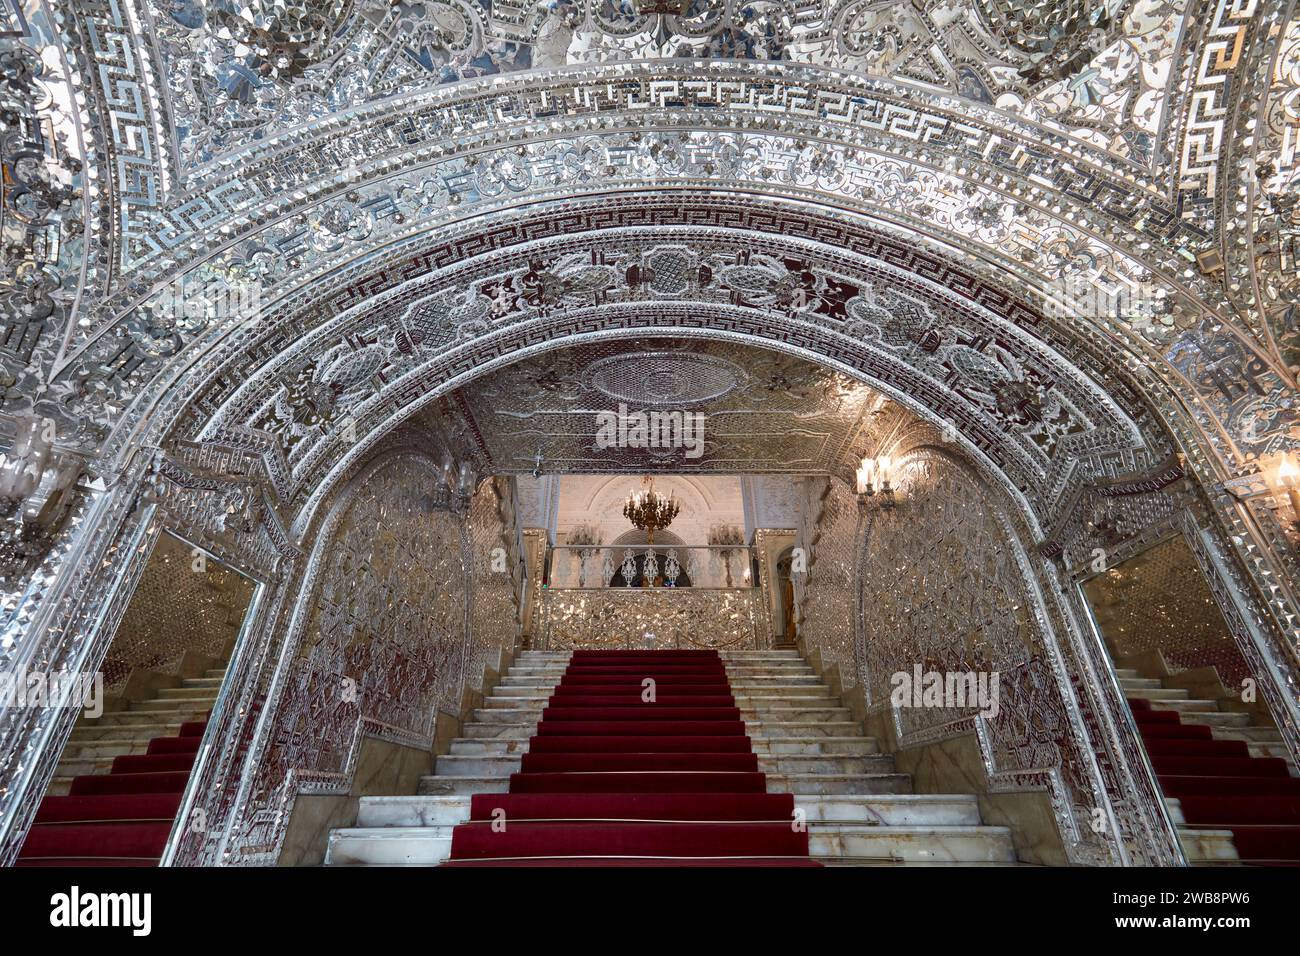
[623,477,680,545]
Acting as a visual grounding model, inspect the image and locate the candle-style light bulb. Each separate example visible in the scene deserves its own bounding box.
[1276,453,1300,521]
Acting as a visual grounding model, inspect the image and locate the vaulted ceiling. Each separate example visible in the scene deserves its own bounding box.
[445,338,887,474]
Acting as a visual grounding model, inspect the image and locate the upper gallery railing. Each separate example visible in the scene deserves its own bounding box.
[537,544,766,650]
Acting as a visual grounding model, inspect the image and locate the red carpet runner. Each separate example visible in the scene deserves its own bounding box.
[445,649,818,866]
[16,720,206,866]
[1130,699,1300,865]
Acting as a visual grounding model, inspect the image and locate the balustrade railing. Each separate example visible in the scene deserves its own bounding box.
[545,543,757,590]
[537,544,765,650]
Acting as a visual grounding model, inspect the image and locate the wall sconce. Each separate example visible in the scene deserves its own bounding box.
[855,455,895,509]
[1223,450,1300,541]
[1273,454,1300,519]
[456,461,479,500]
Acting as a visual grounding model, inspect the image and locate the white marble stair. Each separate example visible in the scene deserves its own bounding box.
[327,649,1017,866]
[45,668,225,795]
[410,654,568,799]
[723,653,1015,865]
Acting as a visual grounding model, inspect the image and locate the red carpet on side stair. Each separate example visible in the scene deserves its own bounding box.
[444,649,819,867]
[15,720,207,867]
[1129,699,1300,865]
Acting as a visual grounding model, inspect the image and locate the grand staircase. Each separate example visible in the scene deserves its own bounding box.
[1120,667,1300,866]
[15,668,223,866]
[327,648,1016,866]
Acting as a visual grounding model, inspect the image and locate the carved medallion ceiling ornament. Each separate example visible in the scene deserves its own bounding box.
[447,340,887,475]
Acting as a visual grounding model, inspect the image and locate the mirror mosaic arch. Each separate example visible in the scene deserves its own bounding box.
[7,2,1294,460]
[181,221,1165,503]
[4,0,1300,865]
[10,42,1296,492]
[12,59,1291,432]
[149,191,1175,447]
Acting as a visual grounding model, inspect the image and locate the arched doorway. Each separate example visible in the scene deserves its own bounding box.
[774,546,798,648]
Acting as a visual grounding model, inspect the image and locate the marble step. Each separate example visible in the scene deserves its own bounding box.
[1146,700,1229,715]
[492,672,575,682]
[81,710,203,727]
[459,718,866,738]
[203,669,227,679]
[182,677,224,689]
[353,792,982,830]
[1114,668,1140,679]
[486,686,832,702]
[447,735,880,756]
[796,794,980,826]
[1178,829,1240,864]
[730,670,824,678]
[1247,742,1294,760]
[434,755,518,775]
[326,828,451,865]
[728,676,816,686]
[326,820,1011,866]
[499,669,819,683]
[765,772,913,795]
[461,719,870,740]
[498,670,819,684]
[417,776,518,796]
[503,668,818,682]
[58,740,153,760]
[1117,677,1163,690]
[719,651,802,659]
[358,795,474,828]
[69,721,185,741]
[156,686,221,700]
[1212,726,1284,743]
[809,825,1016,864]
[461,723,536,739]
[433,753,892,777]
[764,755,892,774]
[414,770,914,797]
[1124,687,1191,701]
[1156,710,1253,728]
[469,705,854,723]
[449,738,532,755]
[755,736,878,755]
[486,686,832,697]
[129,699,215,714]
[742,707,854,721]
[1165,798,1185,825]
[478,696,843,713]
[743,722,865,738]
